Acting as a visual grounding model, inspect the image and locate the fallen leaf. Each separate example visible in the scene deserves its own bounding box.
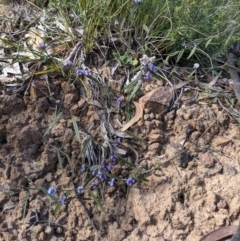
[121,102,143,132]
[200,225,238,241]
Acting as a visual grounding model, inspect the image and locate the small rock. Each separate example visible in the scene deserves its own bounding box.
[45,173,53,182]
[114,229,126,241]
[30,81,48,100]
[121,223,133,232]
[45,226,53,235]
[55,226,63,234]
[121,169,129,178]
[70,104,80,116]
[217,200,227,209]
[198,152,215,168]
[63,93,78,108]
[39,232,45,241]
[193,228,203,236]
[148,143,160,151]
[139,86,173,115]
[223,163,237,176]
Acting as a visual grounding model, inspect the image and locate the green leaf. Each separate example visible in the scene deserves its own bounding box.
[131,59,138,66]
[187,46,197,59]
[143,23,149,34]
[78,137,91,158]
[57,150,64,171]
[65,153,75,177]
[176,49,184,63]
[205,38,213,48]
[44,110,62,136]
[88,190,105,213]
[72,117,81,143]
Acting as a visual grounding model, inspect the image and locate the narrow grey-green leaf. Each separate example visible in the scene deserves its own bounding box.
[44,111,62,136]
[72,117,81,143]
[187,46,197,59]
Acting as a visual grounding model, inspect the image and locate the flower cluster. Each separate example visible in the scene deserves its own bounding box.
[47,187,67,204]
[140,55,157,81]
[76,68,92,76]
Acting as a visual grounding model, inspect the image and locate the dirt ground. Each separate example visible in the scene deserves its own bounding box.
[1,70,240,241]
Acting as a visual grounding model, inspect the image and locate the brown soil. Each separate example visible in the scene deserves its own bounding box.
[1,72,240,241]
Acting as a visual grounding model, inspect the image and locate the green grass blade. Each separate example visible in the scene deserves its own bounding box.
[22,191,29,219]
[88,189,105,213]
[44,111,62,136]
[72,117,81,143]
[40,187,59,203]
[78,137,91,159]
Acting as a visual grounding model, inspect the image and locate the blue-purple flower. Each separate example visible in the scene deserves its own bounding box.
[110,155,118,162]
[97,171,107,182]
[115,138,121,144]
[126,177,135,186]
[84,69,92,76]
[48,187,57,196]
[76,186,84,194]
[39,42,45,48]
[101,159,105,169]
[76,68,84,76]
[107,163,113,172]
[143,71,152,80]
[148,63,157,73]
[81,164,86,172]
[91,182,98,189]
[117,96,124,104]
[108,178,115,187]
[59,195,67,204]
[134,0,141,3]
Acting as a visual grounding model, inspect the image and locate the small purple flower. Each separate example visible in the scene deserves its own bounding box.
[56,99,61,104]
[76,186,84,194]
[64,60,73,67]
[107,163,113,172]
[59,195,66,204]
[117,96,124,104]
[108,178,115,187]
[134,0,141,3]
[76,68,84,76]
[91,182,98,189]
[143,71,152,80]
[110,155,118,162]
[97,171,107,182]
[114,19,119,25]
[112,143,117,151]
[148,63,157,73]
[48,187,57,196]
[84,69,92,76]
[126,177,135,186]
[81,164,86,172]
[101,159,105,169]
[39,42,45,48]
[115,138,121,144]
